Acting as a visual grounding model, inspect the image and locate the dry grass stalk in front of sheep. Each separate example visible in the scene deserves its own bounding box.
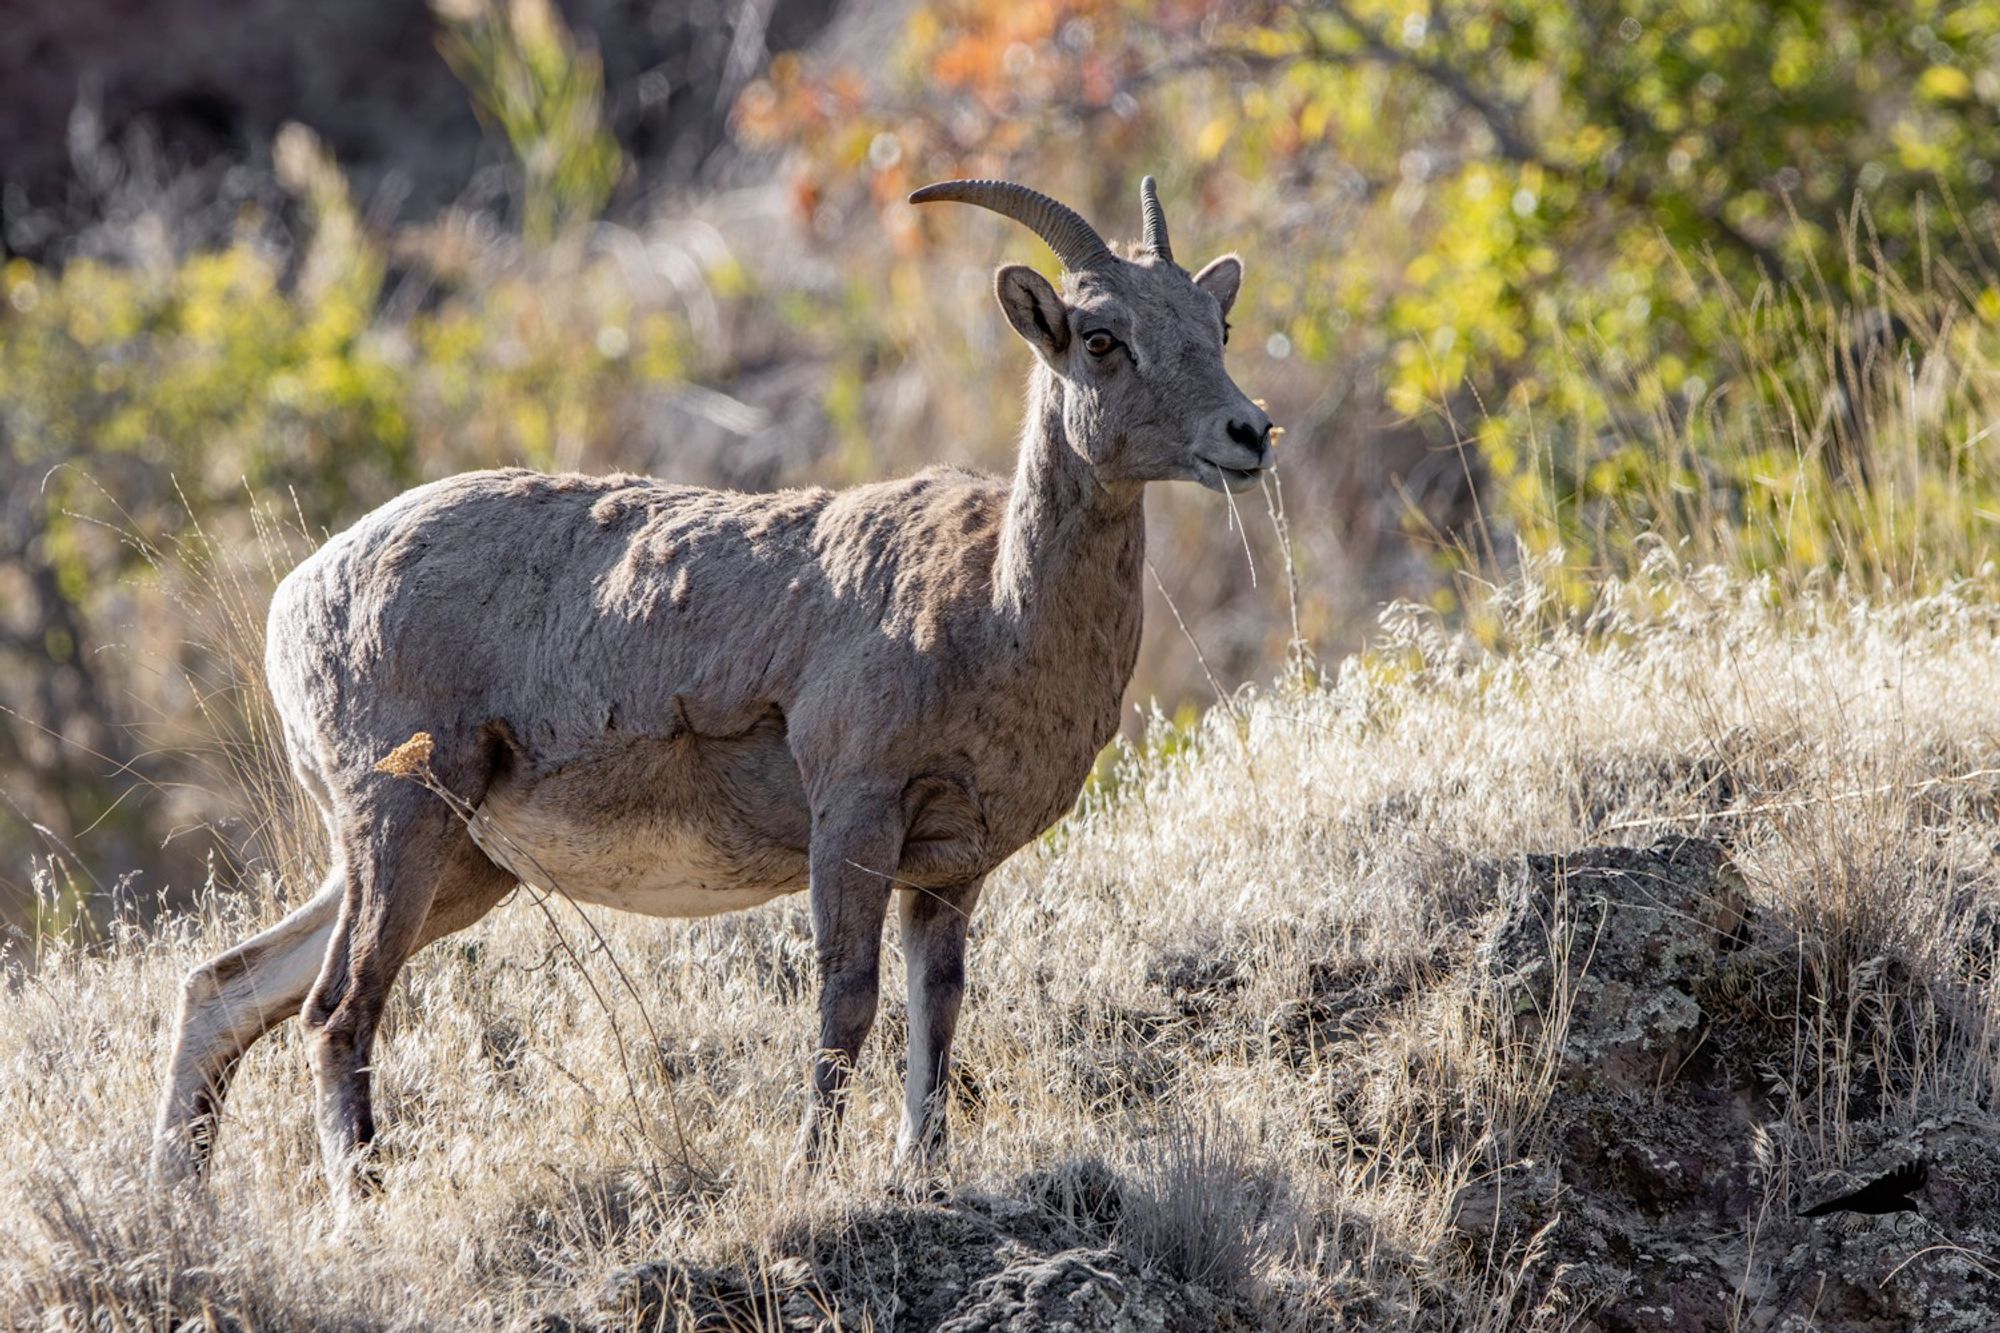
[371,728,707,1193]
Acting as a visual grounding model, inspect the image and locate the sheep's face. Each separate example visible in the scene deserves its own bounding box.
[995,253,1274,495]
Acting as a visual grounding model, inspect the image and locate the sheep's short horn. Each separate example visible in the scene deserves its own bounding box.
[1139,175,1173,264]
[909,178,1114,272]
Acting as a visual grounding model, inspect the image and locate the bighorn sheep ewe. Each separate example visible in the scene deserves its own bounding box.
[154,177,1273,1197]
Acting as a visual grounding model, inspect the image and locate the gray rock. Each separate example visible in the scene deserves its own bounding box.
[935,1245,1214,1333]
[1466,838,2000,1332]
[1479,838,1749,1096]
[592,1257,809,1332]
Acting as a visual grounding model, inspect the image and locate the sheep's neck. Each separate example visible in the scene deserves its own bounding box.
[993,366,1145,681]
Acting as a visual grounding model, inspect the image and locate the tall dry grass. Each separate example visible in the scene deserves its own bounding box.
[1,550,1995,1328]
[1476,202,2000,613]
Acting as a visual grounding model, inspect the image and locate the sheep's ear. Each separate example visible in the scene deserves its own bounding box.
[995,264,1070,359]
[1193,254,1242,317]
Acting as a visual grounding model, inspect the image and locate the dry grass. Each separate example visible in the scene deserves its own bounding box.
[2,556,1997,1328]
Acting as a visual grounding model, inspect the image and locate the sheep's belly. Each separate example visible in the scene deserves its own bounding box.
[467,790,809,918]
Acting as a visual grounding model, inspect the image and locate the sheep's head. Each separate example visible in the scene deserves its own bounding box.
[911,176,1274,495]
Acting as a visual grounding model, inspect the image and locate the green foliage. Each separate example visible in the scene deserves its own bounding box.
[0,133,683,550]
[435,0,625,245]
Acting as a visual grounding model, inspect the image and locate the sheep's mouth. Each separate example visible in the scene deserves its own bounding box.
[1198,459,1267,493]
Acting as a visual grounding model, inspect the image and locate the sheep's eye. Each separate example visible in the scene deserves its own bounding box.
[1083,331,1117,357]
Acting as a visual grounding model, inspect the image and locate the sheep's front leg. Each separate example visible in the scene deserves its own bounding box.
[898,879,982,1169]
[794,792,901,1171]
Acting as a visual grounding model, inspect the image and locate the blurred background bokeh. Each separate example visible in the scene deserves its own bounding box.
[4,0,1998,924]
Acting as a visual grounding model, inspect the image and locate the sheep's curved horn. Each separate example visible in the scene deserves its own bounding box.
[1139,175,1173,264]
[908,178,1114,272]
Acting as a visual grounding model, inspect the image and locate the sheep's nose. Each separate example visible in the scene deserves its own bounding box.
[1227,416,1267,449]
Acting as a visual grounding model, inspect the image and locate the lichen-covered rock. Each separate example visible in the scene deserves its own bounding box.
[592,1256,819,1331]
[755,1166,1253,1332]
[1479,838,1749,1095]
[933,1245,1214,1333]
[1466,838,2000,1332]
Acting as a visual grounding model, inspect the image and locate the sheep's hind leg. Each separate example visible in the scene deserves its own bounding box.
[302,783,511,1203]
[152,870,344,1183]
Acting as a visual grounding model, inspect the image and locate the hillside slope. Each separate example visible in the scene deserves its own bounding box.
[4,565,1998,1330]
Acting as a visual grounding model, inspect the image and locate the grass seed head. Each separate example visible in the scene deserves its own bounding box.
[375,731,436,777]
